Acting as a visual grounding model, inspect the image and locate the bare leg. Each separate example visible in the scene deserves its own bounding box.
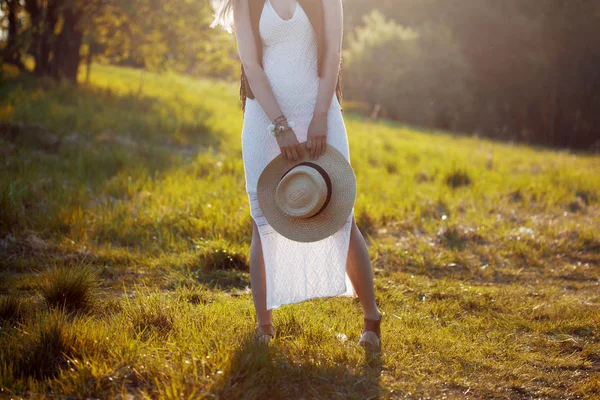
[346,215,382,321]
[250,220,273,333]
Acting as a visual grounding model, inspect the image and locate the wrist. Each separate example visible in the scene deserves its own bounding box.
[268,116,295,138]
[313,108,328,119]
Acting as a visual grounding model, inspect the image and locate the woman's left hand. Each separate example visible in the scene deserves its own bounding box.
[306,112,328,160]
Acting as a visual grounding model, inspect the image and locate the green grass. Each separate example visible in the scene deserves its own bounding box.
[0,63,599,399]
[38,261,102,313]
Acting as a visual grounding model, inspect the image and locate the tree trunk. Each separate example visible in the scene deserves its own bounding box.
[24,0,62,77]
[40,0,61,77]
[24,0,42,75]
[51,7,84,83]
[86,49,92,83]
[3,0,26,69]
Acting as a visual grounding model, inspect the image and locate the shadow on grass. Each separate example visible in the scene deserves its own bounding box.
[213,330,383,399]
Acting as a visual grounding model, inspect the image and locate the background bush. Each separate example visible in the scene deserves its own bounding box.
[343,10,472,131]
[2,0,598,149]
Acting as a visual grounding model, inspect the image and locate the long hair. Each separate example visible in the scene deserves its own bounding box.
[210,0,236,33]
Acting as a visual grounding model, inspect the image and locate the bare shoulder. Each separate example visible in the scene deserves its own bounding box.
[232,0,251,37]
[321,0,343,27]
[233,0,260,67]
[233,0,249,20]
[322,0,343,41]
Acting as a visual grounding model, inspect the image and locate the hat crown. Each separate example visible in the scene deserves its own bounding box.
[256,142,356,243]
[275,165,330,218]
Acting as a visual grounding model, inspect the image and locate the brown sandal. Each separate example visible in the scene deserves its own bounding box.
[255,323,274,344]
[357,313,382,349]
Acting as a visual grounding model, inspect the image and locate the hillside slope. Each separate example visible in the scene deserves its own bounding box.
[1,64,598,399]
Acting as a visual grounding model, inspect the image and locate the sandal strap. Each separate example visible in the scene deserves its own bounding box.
[256,323,274,337]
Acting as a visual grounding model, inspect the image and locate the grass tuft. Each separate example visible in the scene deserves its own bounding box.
[16,310,76,380]
[355,207,377,240]
[508,189,525,203]
[419,199,451,220]
[0,295,26,325]
[38,262,101,313]
[575,190,596,205]
[445,167,472,188]
[195,240,248,272]
[568,197,586,213]
[175,285,214,305]
[437,225,484,250]
[122,290,174,338]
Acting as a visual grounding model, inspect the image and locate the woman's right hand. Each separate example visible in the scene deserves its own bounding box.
[276,129,305,161]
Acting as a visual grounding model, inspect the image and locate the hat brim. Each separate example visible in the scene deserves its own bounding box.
[257,141,356,243]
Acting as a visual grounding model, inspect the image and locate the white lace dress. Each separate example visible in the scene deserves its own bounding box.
[241,0,355,310]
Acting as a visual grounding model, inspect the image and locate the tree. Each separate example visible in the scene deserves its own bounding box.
[1,0,237,84]
[342,0,600,149]
[343,10,472,131]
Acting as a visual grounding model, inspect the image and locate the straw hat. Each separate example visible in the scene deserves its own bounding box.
[257,141,356,243]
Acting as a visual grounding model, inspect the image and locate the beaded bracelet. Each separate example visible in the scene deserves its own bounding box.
[268,117,295,138]
[268,115,287,133]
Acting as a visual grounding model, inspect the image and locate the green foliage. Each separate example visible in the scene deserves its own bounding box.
[341,0,600,149]
[3,0,599,148]
[0,0,237,82]
[89,0,238,78]
[343,10,472,130]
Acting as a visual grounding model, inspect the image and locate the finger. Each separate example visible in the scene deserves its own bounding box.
[290,146,299,161]
[285,147,293,161]
[281,146,288,160]
[321,136,327,156]
[314,139,322,160]
[295,143,304,159]
[296,143,305,158]
[310,139,317,159]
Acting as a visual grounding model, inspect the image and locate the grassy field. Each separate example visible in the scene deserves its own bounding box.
[1,63,599,399]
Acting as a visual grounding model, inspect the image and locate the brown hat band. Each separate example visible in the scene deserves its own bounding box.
[281,161,332,218]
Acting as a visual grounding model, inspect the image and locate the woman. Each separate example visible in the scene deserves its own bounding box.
[211,0,382,348]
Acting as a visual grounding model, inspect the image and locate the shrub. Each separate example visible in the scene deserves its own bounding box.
[343,10,472,131]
